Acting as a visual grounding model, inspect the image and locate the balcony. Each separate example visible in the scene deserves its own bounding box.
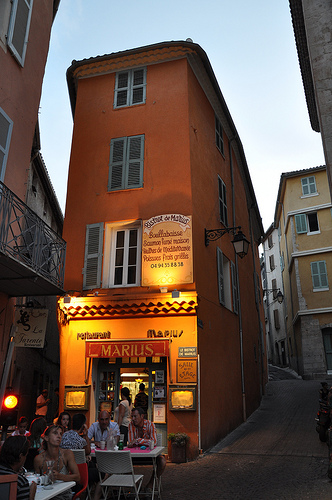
[0,182,66,296]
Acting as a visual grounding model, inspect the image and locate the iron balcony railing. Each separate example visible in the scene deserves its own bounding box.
[0,181,66,290]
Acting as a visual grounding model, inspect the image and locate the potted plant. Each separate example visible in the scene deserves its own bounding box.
[167,432,189,463]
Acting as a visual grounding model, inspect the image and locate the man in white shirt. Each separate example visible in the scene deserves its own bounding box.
[35,389,50,417]
[87,410,120,447]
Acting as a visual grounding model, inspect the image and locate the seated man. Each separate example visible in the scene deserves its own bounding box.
[127,407,166,491]
[88,410,120,447]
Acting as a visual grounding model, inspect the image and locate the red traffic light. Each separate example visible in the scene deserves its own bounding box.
[3,394,18,409]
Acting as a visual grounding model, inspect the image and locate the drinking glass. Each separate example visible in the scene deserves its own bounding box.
[44,460,55,489]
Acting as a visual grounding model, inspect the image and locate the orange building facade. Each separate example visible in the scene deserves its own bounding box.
[59,41,266,457]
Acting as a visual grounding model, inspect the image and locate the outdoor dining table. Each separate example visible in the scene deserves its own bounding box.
[92,445,164,499]
[34,480,76,500]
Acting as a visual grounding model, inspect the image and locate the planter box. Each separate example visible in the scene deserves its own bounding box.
[171,442,186,463]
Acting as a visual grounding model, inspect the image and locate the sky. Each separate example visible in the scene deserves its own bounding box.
[39,0,325,231]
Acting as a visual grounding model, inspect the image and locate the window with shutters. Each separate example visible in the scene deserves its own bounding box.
[215,116,224,155]
[7,0,33,67]
[268,234,273,248]
[273,309,280,329]
[217,247,232,310]
[269,254,275,271]
[83,222,142,290]
[108,135,144,192]
[114,68,146,108]
[103,222,141,288]
[0,107,13,182]
[218,176,228,226]
[311,261,329,291]
[301,176,317,196]
[295,212,319,234]
[272,278,278,299]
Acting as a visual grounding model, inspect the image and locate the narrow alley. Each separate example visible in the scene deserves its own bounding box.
[161,368,331,499]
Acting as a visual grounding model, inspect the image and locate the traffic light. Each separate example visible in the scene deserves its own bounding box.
[0,392,19,427]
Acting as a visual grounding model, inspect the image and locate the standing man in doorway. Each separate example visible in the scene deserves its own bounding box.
[35,389,50,418]
[134,383,148,418]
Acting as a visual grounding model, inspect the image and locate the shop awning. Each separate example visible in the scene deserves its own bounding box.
[85,339,169,358]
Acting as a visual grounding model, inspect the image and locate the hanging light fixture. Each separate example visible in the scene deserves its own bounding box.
[205,226,250,258]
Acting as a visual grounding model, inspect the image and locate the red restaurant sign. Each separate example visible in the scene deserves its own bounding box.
[85,340,169,358]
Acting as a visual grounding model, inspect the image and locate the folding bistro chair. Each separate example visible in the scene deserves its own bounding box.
[71,449,92,499]
[95,450,143,500]
[73,462,89,500]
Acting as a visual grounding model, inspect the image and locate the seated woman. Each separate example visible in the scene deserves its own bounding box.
[34,425,80,500]
[25,417,47,471]
[0,435,36,500]
[56,411,71,433]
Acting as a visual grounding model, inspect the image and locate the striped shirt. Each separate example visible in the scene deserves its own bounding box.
[0,464,30,500]
[128,419,157,447]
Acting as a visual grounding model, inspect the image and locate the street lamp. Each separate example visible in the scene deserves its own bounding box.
[263,289,284,303]
[205,226,250,258]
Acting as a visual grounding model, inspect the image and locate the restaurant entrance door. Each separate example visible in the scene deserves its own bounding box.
[97,357,167,444]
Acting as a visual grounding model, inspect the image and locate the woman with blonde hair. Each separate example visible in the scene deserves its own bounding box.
[34,425,80,499]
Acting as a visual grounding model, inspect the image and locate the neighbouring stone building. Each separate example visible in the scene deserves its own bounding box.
[275,165,332,378]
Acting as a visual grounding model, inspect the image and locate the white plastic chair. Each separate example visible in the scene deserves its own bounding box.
[71,449,92,499]
[156,434,163,447]
[95,450,143,500]
[71,449,86,464]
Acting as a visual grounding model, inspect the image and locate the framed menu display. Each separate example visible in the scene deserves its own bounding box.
[153,403,166,423]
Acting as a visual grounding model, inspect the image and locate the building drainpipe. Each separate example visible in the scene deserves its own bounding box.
[229,137,246,422]
[198,354,201,451]
[280,202,300,374]
[248,208,265,397]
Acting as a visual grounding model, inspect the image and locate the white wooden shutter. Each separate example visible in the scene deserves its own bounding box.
[295,214,307,234]
[83,223,104,289]
[231,261,239,314]
[131,68,146,105]
[108,138,125,191]
[7,0,33,67]
[127,135,144,188]
[114,71,129,108]
[0,108,13,181]
[217,247,225,305]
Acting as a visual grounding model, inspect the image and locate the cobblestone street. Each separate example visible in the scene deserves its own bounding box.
[160,367,332,499]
